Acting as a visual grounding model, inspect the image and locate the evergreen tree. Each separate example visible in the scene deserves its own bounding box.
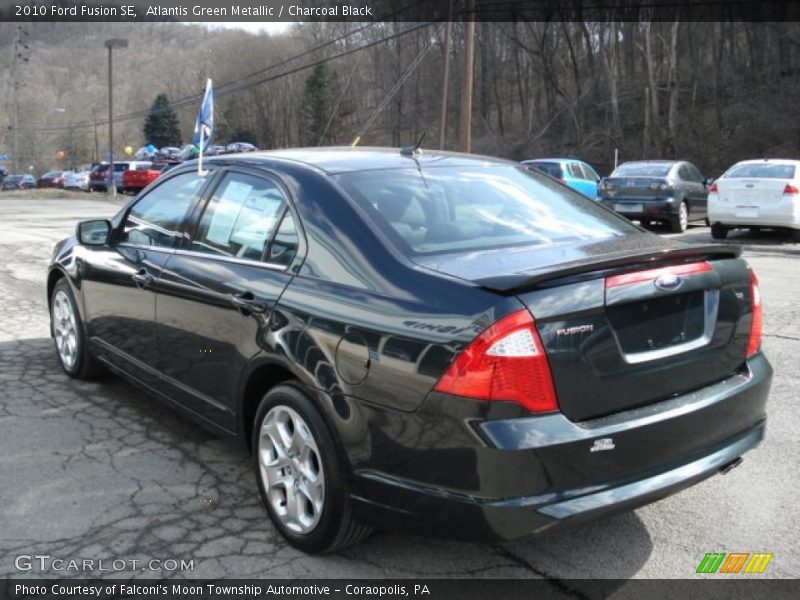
[143,94,181,147]
[302,64,339,146]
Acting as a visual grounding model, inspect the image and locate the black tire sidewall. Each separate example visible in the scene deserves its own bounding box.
[50,279,85,376]
[252,383,349,553]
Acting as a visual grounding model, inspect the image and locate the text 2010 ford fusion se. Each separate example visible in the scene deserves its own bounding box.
[47,148,771,553]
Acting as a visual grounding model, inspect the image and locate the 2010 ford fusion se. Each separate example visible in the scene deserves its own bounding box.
[47,147,771,553]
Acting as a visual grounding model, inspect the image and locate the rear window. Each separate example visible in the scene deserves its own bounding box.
[336,165,636,256]
[114,163,130,172]
[612,163,672,177]
[525,162,563,179]
[724,163,796,179]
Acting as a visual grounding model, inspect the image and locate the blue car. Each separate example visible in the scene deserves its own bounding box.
[521,158,601,200]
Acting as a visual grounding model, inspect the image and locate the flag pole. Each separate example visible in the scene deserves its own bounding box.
[198,127,204,176]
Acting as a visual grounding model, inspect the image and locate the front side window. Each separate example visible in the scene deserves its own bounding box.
[191,172,286,262]
[337,165,637,256]
[122,172,205,248]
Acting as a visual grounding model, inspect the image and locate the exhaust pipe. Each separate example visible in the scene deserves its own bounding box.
[719,457,743,475]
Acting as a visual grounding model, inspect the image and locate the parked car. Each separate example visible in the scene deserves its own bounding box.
[63,170,91,191]
[1,174,36,190]
[599,160,711,232]
[48,148,770,553]
[225,142,258,154]
[38,171,65,188]
[206,144,227,156]
[158,146,183,162]
[89,163,110,192]
[121,162,164,194]
[521,158,601,199]
[708,159,800,242]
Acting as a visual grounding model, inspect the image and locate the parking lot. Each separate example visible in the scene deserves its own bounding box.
[0,195,797,582]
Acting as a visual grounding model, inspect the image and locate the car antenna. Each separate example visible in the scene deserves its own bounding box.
[400,130,427,157]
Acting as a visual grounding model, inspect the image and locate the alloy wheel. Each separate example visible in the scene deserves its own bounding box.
[52,290,78,370]
[679,202,688,232]
[258,405,325,534]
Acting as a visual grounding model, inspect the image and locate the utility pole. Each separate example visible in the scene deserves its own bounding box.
[437,0,454,150]
[11,25,21,173]
[104,38,127,196]
[458,0,475,153]
[92,106,99,163]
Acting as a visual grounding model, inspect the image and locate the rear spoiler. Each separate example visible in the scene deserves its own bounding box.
[474,244,741,293]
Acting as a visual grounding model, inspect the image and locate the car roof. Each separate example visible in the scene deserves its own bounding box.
[522,158,588,164]
[204,146,514,175]
[730,158,800,166]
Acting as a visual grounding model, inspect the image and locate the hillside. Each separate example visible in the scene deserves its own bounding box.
[1,20,798,175]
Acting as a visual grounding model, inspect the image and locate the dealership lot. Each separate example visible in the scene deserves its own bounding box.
[0,196,797,581]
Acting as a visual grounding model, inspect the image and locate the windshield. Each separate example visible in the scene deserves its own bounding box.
[724,163,796,179]
[612,163,672,177]
[336,165,636,256]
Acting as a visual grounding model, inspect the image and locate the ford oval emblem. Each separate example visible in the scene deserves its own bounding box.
[654,273,682,291]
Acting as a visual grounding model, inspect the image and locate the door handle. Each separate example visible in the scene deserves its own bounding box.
[131,269,154,288]
[230,292,268,314]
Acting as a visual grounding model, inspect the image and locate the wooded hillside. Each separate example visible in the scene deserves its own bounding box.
[1,20,798,176]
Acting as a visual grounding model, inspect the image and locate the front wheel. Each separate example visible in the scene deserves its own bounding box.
[252,384,372,553]
[50,278,105,379]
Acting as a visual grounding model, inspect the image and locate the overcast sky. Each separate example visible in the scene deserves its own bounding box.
[191,22,292,35]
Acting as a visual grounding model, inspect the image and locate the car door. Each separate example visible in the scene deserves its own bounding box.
[579,162,601,199]
[155,168,303,430]
[79,170,209,387]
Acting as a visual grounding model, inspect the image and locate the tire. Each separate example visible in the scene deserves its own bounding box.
[252,383,372,553]
[50,278,105,379]
[710,223,729,240]
[791,229,800,243]
[669,200,689,233]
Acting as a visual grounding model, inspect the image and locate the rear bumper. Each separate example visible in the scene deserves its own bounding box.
[709,196,800,229]
[350,354,771,542]
[600,197,679,221]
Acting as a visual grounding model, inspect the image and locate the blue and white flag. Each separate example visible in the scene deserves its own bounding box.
[192,78,214,151]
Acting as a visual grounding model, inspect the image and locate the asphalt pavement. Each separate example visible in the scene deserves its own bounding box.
[0,196,797,583]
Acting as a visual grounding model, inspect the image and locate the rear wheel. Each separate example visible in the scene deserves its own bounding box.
[252,383,372,553]
[669,201,689,233]
[711,223,729,240]
[50,279,105,379]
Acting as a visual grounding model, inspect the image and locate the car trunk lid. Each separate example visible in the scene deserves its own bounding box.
[602,177,671,200]
[717,178,788,205]
[415,235,752,421]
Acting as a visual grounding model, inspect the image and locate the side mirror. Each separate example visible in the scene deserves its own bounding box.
[76,219,111,246]
[703,178,713,187]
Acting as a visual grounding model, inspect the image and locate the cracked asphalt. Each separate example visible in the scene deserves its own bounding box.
[0,196,797,582]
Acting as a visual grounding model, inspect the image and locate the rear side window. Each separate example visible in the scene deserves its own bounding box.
[191,172,286,262]
[122,172,205,248]
[337,165,636,256]
[526,162,563,179]
[725,163,796,179]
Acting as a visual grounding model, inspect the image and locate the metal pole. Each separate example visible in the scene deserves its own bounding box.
[458,0,475,153]
[12,25,20,173]
[107,44,115,196]
[92,106,99,163]
[437,0,454,150]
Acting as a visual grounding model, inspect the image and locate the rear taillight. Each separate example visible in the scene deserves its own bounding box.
[709,182,718,193]
[433,309,558,413]
[783,184,798,195]
[746,270,763,358]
